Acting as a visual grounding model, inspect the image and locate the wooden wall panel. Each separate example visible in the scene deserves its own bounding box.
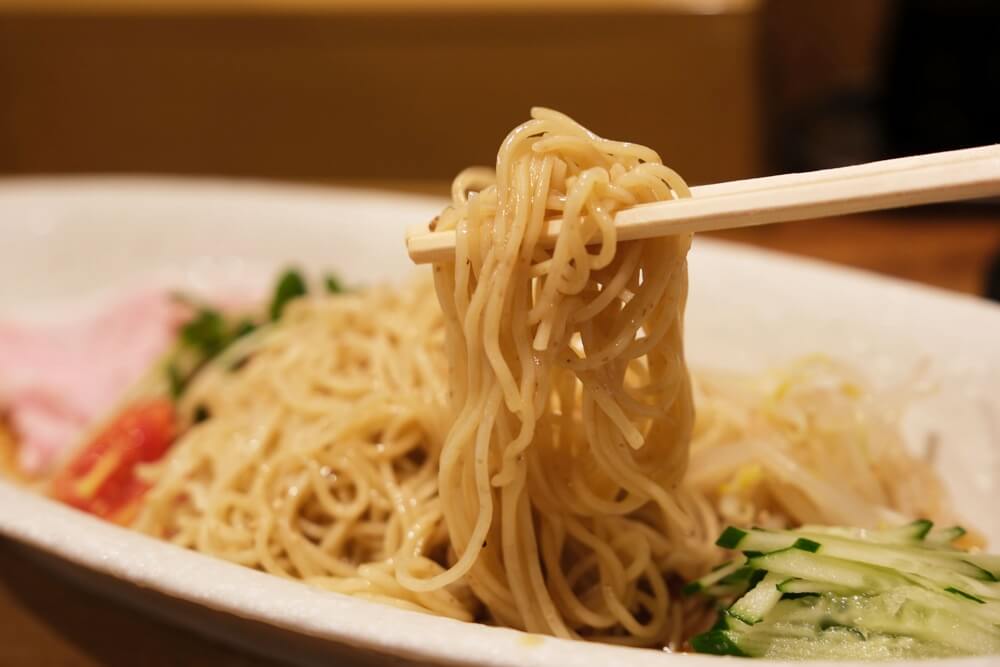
[0,9,761,183]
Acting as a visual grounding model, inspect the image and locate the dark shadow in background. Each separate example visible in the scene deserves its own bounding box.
[883,1,1000,302]
[882,0,1000,158]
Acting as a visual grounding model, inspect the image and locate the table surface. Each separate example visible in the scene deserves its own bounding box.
[1,199,998,666]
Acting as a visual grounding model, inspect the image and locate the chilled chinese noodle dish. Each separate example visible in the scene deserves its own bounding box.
[2,109,998,660]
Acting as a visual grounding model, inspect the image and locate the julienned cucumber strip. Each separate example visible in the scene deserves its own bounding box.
[748,549,908,592]
[691,629,749,656]
[691,521,1000,659]
[682,557,747,594]
[789,530,1000,581]
[796,519,932,544]
[775,544,996,600]
[694,626,962,660]
[776,577,857,596]
[725,526,998,590]
[727,573,785,625]
[927,525,967,545]
[716,527,821,553]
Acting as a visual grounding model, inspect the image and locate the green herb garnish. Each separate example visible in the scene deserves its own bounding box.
[270,269,308,321]
[168,267,334,401]
[232,319,257,339]
[180,309,230,357]
[324,273,344,294]
[167,361,186,399]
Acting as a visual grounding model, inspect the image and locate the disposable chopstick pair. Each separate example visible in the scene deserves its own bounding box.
[406,144,1000,265]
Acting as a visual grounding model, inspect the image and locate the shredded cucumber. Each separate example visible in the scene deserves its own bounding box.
[728,573,785,625]
[681,557,748,595]
[689,521,1000,659]
[796,519,933,545]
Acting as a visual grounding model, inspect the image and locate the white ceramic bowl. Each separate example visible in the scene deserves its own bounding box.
[0,177,997,667]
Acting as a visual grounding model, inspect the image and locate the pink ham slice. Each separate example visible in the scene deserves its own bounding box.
[0,290,186,475]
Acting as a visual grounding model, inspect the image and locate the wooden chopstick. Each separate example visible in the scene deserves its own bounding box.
[689,144,1000,199]
[406,145,1000,264]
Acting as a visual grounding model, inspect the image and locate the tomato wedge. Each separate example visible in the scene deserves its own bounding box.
[51,399,175,524]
